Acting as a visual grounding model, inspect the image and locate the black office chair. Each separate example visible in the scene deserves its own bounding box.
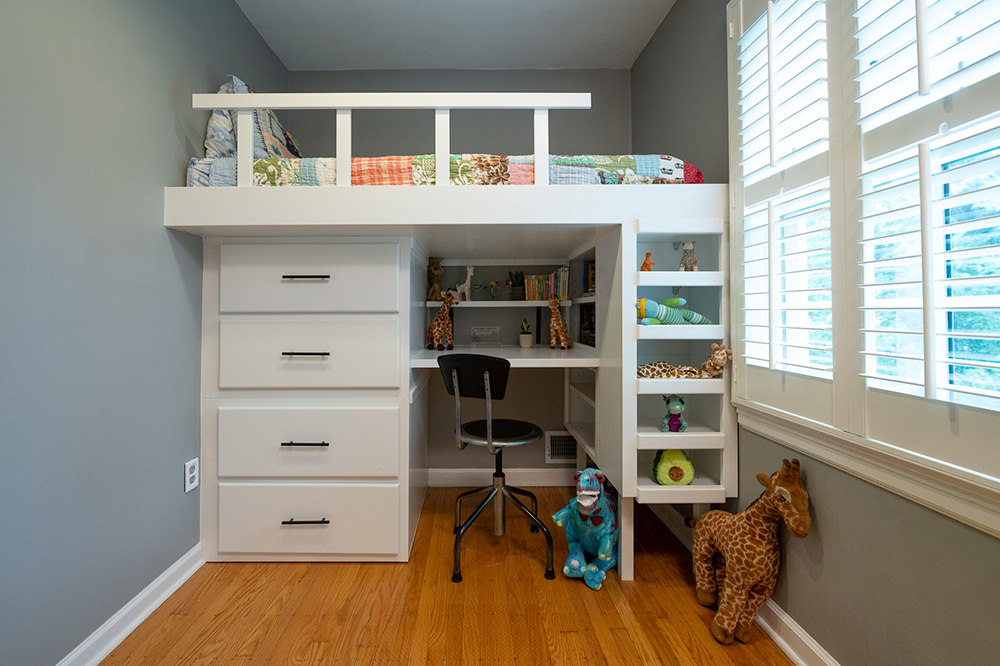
[437,353,555,583]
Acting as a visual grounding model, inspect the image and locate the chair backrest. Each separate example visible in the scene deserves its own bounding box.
[437,354,511,400]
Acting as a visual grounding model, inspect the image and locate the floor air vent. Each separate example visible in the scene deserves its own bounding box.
[545,431,578,464]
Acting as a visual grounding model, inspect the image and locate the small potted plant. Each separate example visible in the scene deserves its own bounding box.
[519,318,533,348]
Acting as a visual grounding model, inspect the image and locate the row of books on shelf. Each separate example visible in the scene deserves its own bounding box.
[524,266,571,301]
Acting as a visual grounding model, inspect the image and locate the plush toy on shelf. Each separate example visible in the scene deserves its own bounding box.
[552,468,619,591]
[549,297,573,349]
[636,297,713,325]
[426,290,459,351]
[637,343,733,379]
[653,449,695,485]
[426,257,444,301]
[640,252,655,271]
[660,394,688,432]
[676,240,699,271]
[455,266,474,302]
[688,459,812,644]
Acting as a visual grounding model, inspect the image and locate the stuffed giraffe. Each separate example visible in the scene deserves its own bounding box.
[426,290,459,351]
[426,257,444,301]
[549,297,572,349]
[456,266,474,303]
[688,459,811,645]
[637,343,732,379]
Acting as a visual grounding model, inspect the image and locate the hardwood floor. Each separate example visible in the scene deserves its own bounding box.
[101,487,793,665]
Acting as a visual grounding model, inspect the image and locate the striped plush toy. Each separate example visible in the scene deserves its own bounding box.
[636,297,713,325]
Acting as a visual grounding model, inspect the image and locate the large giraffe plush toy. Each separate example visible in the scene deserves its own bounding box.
[549,297,572,349]
[426,290,459,350]
[688,459,811,645]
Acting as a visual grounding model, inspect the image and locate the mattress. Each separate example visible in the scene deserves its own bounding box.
[186,154,704,187]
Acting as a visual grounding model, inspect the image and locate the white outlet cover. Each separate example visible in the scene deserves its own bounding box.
[184,458,199,493]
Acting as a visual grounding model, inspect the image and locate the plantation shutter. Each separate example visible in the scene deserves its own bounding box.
[857,0,1000,412]
[735,0,834,393]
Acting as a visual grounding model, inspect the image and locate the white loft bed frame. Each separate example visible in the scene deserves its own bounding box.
[165,92,732,580]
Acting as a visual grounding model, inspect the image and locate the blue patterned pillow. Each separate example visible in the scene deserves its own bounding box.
[204,76,302,159]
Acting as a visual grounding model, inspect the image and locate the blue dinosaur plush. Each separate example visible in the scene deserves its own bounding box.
[552,468,619,590]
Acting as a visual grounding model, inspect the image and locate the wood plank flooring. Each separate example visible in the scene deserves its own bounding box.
[100,487,794,665]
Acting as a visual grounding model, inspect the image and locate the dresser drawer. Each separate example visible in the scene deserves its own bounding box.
[219,243,399,314]
[219,319,399,389]
[218,407,399,478]
[218,483,399,555]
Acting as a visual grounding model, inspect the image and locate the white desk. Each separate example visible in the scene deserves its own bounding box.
[411,345,599,368]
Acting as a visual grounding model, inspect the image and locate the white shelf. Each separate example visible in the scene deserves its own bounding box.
[574,294,597,304]
[636,218,725,235]
[635,468,726,504]
[425,299,570,308]
[636,324,725,340]
[637,271,724,287]
[636,378,726,394]
[568,382,596,407]
[636,418,726,450]
[411,345,600,368]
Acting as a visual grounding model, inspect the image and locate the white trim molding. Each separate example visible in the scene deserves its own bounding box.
[56,544,204,666]
[735,399,1000,539]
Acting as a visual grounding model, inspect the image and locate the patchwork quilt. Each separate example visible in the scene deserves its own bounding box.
[187,153,704,187]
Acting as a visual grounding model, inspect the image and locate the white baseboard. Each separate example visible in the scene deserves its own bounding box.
[56,544,204,666]
[429,466,575,487]
[649,505,839,666]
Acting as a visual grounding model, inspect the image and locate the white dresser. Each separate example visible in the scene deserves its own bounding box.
[199,238,425,562]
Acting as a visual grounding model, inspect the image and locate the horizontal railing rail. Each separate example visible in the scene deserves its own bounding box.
[192,92,592,187]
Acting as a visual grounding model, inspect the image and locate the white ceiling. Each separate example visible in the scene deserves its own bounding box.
[234,0,675,71]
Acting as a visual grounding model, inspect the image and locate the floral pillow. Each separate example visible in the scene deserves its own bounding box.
[204,75,302,159]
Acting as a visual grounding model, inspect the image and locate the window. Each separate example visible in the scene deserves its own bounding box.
[733,0,834,420]
[728,0,1000,534]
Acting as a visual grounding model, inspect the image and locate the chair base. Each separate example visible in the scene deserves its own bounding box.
[452,465,555,583]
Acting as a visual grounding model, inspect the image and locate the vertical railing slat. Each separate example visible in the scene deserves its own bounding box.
[336,109,352,186]
[435,109,450,186]
[236,109,253,187]
[534,108,549,186]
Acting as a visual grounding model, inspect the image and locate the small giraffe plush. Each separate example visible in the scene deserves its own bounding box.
[688,459,811,644]
[456,266,474,303]
[426,290,459,351]
[426,257,444,301]
[637,343,732,379]
[549,297,572,349]
[678,240,699,271]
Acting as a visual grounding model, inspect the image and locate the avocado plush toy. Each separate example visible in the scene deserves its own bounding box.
[653,449,695,485]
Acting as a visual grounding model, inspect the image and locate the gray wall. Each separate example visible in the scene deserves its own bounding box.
[630,0,730,183]
[287,69,632,157]
[739,430,1000,666]
[0,2,286,664]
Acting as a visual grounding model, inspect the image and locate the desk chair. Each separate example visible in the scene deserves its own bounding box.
[437,353,556,583]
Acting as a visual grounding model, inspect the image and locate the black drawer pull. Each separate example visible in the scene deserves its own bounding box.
[280,441,330,447]
[282,274,331,280]
[281,351,331,357]
[281,518,330,525]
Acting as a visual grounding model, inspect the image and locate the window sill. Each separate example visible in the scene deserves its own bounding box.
[733,397,1000,539]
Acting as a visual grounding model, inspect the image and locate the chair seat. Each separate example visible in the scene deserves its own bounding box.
[461,419,543,449]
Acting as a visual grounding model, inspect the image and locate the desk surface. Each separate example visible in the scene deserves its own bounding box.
[411,345,599,368]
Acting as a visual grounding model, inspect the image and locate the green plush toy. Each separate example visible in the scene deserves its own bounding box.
[653,449,695,485]
[636,297,713,325]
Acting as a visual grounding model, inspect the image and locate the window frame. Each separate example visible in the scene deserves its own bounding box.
[726,0,1000,539]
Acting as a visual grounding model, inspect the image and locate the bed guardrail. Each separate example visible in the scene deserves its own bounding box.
[192,92,592,187]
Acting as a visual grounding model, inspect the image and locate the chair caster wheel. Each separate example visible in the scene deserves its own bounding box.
[544,569,555,580]
[452,572,463,583]
[530,525,539,533]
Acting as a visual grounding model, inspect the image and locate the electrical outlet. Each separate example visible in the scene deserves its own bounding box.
[184,458,199,493]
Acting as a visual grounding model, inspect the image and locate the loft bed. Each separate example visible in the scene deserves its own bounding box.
[166,85,732,580]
